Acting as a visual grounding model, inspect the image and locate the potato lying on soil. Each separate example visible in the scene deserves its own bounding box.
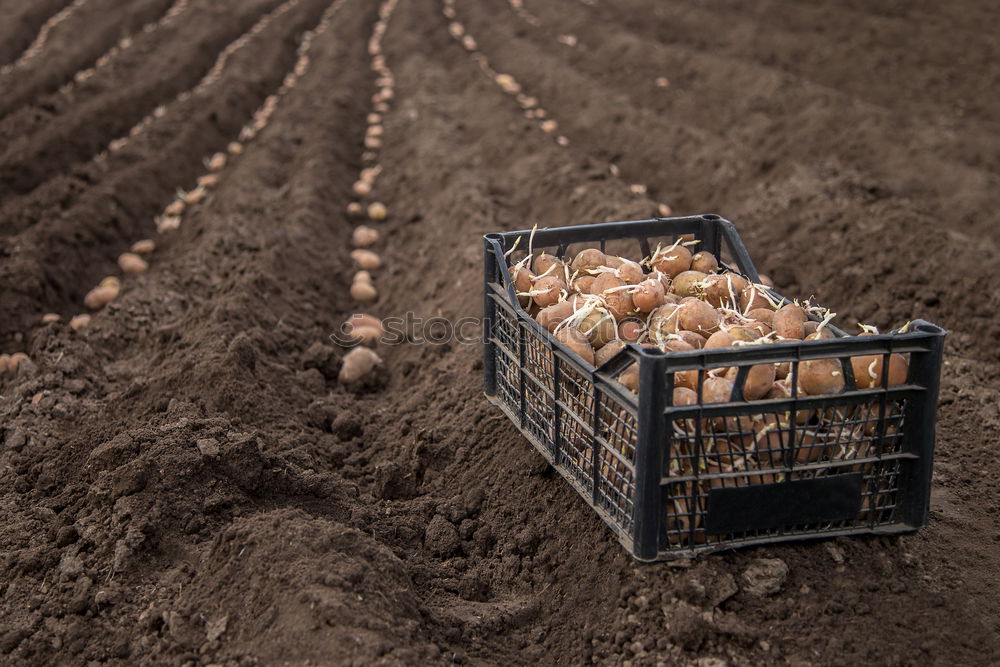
[70,314,92,331]
[84,278,121,310]
[351,249,381,270]
[345,313,384,347]
[352,226,379,247]
[339,347,383,384]
[118,252,148,275]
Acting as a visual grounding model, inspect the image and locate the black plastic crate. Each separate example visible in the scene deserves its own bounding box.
[482,214,946,561]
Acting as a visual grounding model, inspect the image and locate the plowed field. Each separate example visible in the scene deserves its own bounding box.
[1,0,998,664]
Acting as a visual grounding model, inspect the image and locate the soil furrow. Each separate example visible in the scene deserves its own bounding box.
[0,0,74,67]
[0,0,287,203]
[467,0,1000,241]
[552,0,1000,234]
[0,0,333,344]
[0,0,174,119]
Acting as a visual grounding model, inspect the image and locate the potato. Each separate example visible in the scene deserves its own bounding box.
[578,310,616,348]
[352,226,379,247]
[350,249,381,270]
[41,313,61,324]
[7,353,28,375]
[603,286,634,321]
[728,326,759,343]
[758,273,774,287]
[704,330,734,350]
[740,284,772,312]
[570,248,606,273]
[852,353,908,388]
[367,202,388,221]
[671,270,706,297]
[678,300,721,335]
[725,363,776,400]
[165,199,185,217]
[555,327,595,365]
[531,275,565,308]
[672,368,700,391]
[632,278,665,313]
[798,358,844,395]
[70,314,91,331]
[850,353,880,389]
[651,244,692,277]
[803,322,835,339]
[536,297,581,332]
[703,376,735,403]
[747,308,774,325]
[595,339,625,366]
[590,271,622,295]
[773,304,807,339]
[620,363,639,392]
[673,387,698,406]
[350,281,378,302]
[208,152,227,171]
[345,314,383,346]
[572,274,595,294]
[349,326,382,347]
[84,283,120,310]
[661,337,695,352]
[618,319,644,342]
[184,186,207,205]
[346,202,364,218]
[198,174,220,189]
[118,252,148,275]
[0,354,9,375]
[511,264,534,292]
[347,313,382,331]
[802,330,835,340]
[156,215,180,233]
[354,270,373,284]
[339,347,382,383]
[766,379,792,400]
[745,320,772,337]
[676,330,706,349]
[131,239,155,254]
[648,303,681,340]
[701,274,735,309]
[792,430,837,465]
[615,258,644,284]
[690,251,719,274]
[534,252,564,276]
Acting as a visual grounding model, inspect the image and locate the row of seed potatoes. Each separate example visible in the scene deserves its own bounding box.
[0,0,91,75]
[67,0,192,88]
[102,0,302,158]
[55,1,348,331]
[338,0,402,386]
[441,0,672,217]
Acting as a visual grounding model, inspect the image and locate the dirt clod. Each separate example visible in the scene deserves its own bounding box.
[740,558,789,597]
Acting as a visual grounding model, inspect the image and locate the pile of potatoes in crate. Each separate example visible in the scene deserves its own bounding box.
[504,236,913,545]
[508,237,909,406]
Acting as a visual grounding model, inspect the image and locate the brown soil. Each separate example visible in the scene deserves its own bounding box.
[1,0,998,665]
